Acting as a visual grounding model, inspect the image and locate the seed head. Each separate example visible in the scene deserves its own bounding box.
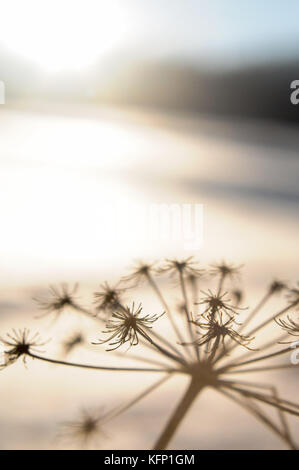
[0,329,46,368]
[269,280,287,294]
[210,261,242,280]
[93,282,124,314]
[231,289,243,305]
[183,317,256,353]
[59,408,107,448]
[276,315,299,338]
[34,283,78,319]
[159,257,204,278]
[93,303,164,351]
[121,261,156,286]
[198,290,246,320]
[62,332,85,355]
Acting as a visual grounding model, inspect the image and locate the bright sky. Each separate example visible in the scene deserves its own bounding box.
[0,0,298,72]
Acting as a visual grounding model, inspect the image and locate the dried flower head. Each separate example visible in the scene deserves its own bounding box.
[93,303,164,351]
[276,315,299,338]
[210,261,242,281]
[183,316,255,355]
[3,258,299,451]
[159,257,204,278]
[198,290,245,320]
[231,289,243,305]
[93,282,124,314]
[0,329,46,368]
[269,280,287,294]
[34,283,78,319]
[62,332,85,355]
[59,408,107,448]
[121,261,156,286]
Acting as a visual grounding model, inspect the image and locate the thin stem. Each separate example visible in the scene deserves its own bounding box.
[218,346,292,373]
[208,335,220,363]
[179,271,198,360]
[108,374,172,422]
[146,273,184,348]
[223,384,299,417]
[239,291,272,333]
[217,273,226,295]
[218,388,296,449]
[112,351,171,369]
[219,331,290,368]
[150,329,187,363]
[272,387,297,450]
[71,303,98,319]
[219,301,297,360]
[189,276,199,306]
[220,379,277,393]
[138,331,187,367]
[247,301,297,338]
[153,378,202,450]
[223,363,296,374]
[28,352,176,373]
[190,276,201,361]
[220,378,299,444]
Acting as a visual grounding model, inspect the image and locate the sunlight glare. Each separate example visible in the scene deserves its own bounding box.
[0,0,130,72]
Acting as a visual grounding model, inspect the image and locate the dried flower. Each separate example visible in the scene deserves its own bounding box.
[121,261,156,286]
[197,290,245,320]
[3,259,299,451]
[62,332,85,355]
[231,289,243,305]
[34,283,78,319]
[93,282,124,314]
[158,257,204,278]
[0,329,46,368]
[269,280,287,294]
[183,316,255,354]
[276,315,299,338]
[59,409,107,448]
[210,261,242,281]
[93,303,164,351]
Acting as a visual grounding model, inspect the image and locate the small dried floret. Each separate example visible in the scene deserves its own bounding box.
[59,408,107,448]
[159,257,204,278]
[182,317,256,354]
[269,280,287,294]
[93,303,164,351]
[62,332,85,355]
[210,261,242,280]
[93,282,124,314]
[198,290,246,320]
[121,261,157,286]
[275,315,299,337]
[231,289,243,305]
[34,283,78,318]
[0,328,46,368]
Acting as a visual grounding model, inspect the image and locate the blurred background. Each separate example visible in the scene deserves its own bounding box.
[0,0,298,449]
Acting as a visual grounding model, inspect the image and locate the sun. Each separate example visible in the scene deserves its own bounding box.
[0,0,130,73]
